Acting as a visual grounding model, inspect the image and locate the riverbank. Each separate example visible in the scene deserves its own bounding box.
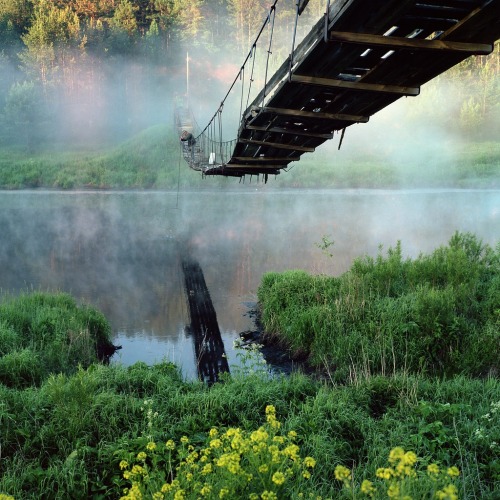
[0,125,499,190]
[1,232,499,498]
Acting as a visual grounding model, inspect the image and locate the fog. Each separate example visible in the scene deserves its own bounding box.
[1,189,498,377]
[1,6,498,376]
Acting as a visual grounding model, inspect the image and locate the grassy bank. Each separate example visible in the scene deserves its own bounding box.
[1,231,499,498]
[258,232,499,381]
[0,126,499,190]
[0,125,220,190]
[0,292,115,387]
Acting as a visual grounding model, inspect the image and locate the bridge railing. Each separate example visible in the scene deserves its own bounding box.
[180,0,326,173]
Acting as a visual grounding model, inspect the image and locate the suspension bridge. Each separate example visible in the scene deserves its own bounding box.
[175,0,500,180]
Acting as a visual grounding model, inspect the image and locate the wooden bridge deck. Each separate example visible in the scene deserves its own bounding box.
[206,0,500,177]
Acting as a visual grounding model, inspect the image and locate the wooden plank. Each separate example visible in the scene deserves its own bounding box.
[329,31,493,54]
[239,138,315,152]
[246,124,334,139]
[232,156,300,162]
[259,106,369,123]
[225,163,287,170]
[291,74,420,95]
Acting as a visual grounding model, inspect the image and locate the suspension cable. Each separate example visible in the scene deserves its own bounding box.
[196,0,281,139]
[246,44,257,112]
[262,6,277,107]
[289,0,301,81]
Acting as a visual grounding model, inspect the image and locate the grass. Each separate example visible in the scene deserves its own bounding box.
[258,232,499,381]
[0,126,499,190]
[0,233,499,498]
[0,125,224,190]
[0,292,114,387]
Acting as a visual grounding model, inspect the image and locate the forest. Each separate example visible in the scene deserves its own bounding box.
[0,0,499,155]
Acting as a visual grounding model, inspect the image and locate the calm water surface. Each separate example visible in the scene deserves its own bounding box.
[1,188,498,379]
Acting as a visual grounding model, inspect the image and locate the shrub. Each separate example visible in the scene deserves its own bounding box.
[116,405,318,499]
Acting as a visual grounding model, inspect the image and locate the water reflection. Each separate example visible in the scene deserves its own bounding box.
[0,189,498,379]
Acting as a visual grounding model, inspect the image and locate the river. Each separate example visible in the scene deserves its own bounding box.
[0,188,498,380]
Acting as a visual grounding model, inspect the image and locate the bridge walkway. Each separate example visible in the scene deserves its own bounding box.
[178,0,500,179]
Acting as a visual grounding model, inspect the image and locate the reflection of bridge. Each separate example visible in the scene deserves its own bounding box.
[176,0,500,180]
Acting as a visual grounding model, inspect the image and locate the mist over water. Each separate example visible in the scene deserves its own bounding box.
[0,189,498,379]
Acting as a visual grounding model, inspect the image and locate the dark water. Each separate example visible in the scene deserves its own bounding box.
[1,189,498,379]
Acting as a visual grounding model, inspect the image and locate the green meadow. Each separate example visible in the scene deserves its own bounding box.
[0,232,498,499]
[0,125,499,190]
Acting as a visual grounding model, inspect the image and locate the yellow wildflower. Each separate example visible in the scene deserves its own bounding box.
[436,484,458,500]
[261,491,278,500]
[361,479,376,497]
[209,428,218,438]
[304,456,316,468]
[173,490,185,500]
[136,451,147,462]
[283,444,300,461]
[259,464,269,473]
[210,439,222,449]
[402,451,417,466]
[146,441,157,451]
[200,485,212,496]
[265,405,276,416]
[303,470,311,479]
[180,436,189,444]
[250,428,269,443]
[288,430,297,439]
[131,465,146,476]
[201,463,213,475]
[119,460,129,470]
[161,484,171,494]
[272,471,286,485]
[427,463,440,476]
[152,493,163,500]
[376,467,394,480]
[447,466,460,478]
[165,440,175,450]
[219,488,229,498]
[334,465,352,481]
[387,483,400,498]
[388,447,405,464]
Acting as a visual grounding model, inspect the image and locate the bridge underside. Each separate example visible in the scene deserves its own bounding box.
[206,0,499,178]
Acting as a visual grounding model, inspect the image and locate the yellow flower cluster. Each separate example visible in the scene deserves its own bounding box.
[119,405,317,499]
[335,447,461,499]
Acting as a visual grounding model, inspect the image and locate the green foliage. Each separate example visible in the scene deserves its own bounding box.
[117,405,318,499]
[0,240,499,499]
[1,362,499,498]
[0,292,114,388]
[258,232,500,379]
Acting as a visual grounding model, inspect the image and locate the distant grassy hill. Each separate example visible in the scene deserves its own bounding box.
[0,125,498,189]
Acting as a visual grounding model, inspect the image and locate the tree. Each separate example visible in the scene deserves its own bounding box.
[3,80,49,150]
[227,0,267,54]
[20,0,82,86]
[111,0,138,36]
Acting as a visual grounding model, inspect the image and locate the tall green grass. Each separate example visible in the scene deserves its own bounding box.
[0,362,499,498]
[0,292,114,387]
[258,232,499,380]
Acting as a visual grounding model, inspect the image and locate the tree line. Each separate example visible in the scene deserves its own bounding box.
[0,0,498,151]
